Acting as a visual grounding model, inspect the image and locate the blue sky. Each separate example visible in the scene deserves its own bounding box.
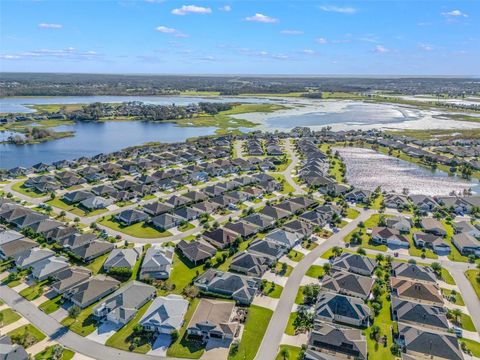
[1,0,478,75]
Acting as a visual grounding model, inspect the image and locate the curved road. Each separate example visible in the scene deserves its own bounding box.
[0,284,182,360]
[254,208,374,360]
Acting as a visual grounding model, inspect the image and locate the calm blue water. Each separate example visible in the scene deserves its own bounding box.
[0,95,273,114]
[0,121,217,169]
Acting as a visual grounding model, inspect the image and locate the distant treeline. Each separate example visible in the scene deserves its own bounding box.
[1,73,479,97]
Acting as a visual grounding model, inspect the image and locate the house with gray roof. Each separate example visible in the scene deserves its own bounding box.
[143,202,174,217]
[51,267,92,295]
[103,248,140,271]
[264,229,302,249]
[420,218,447,237]
[247,239,287,262]
[63,275,120,308]
[314,291,371,328]
[186,298,239,342]
[259,205,290,220]
[391,297,449,332]
[305,322,367,360]
[223,221,259,238]
[0,237,37,260]
[93,281,156,325]
[150,213,182,231]
[177,239,216,265]
[79,196,114,211]
[31,255,70,281]
[453,220,480,239]
[13,247,55,269]
[139,294,189,334]
[62,190,94,204]
[413,232,451,255]
[115,209,148,226]
[71,239,114,262]
[331,253,377,276]
[242,213,276,231]
[194,268,260,305]
[321,270,374,300]
[140,245,173,280]
[386,216,412,233]
[229,251,270,277]
[0,335,29,360]
[397,324,464,360]
[452,233,480,257]
[392,262,437,283]
[371,227,409,249]
[0,229,24,245]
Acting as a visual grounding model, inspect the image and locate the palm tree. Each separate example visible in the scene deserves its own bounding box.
[280,347,290,360]
[449,308,462,325]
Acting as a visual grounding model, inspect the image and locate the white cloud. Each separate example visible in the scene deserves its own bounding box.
[302,49,315,54]
[38,23,63,29]
[281,29,303,35]
[171,5,212,15]
[316,37,328,44]
[219,5,231,12]
[245,13,278,23]
[442,10,468,17]
[0,48,101,61]
[155,26,188,38]
[373,45,389,53]
[418,43,434,51]
[319,5,356,14]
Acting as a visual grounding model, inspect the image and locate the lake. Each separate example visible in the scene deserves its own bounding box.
[0,95,273,114]
[0,121,217,169]
[335,147,479,196]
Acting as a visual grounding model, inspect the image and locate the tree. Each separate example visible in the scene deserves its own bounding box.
[370,325,381,341]
[303,284,321,305]
[448,308,462,325]
[375,253,384,263]
[332,246,343,258]
[431,262,442,276]
[322,263,332,275]
[68,305,81,319]
[357,247,366,255]
[279,347,290,360]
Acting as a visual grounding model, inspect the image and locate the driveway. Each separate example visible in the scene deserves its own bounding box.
[201,338,231,360]
[147,334,172,356]
[86,321,122,344]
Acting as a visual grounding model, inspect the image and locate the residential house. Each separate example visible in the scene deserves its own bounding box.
[93,281,156,325]
[143,202,174,217]
[103,248,140,271]
[392,263,437,284]
[229,251,270,277]
[13,247,55,269]
[331,253,377,277]
[150,213,182,231]
[176,239,216,266]
[186,299,239,342]
[314,291,371,328]
[139,245,174,280]
[371,227,410,249]
[420,218,447,237]
[386,216,412,233]
[194,268,260,305]
[413,232,451,255]
[452,233,480,257]
[63,275,120,308]
[0,335,29,360]
[390,278,443,306]
[247,239,288,262]
[264,229,302,249]
[453,221,480,239]
[202,228,238,249]
[31,256,69,281]
[0,237,37,260]
[321,270,374,300]
[115,209,148,226]
[51,267,92,295]
[391,297,449,332]
[140,294,189,334]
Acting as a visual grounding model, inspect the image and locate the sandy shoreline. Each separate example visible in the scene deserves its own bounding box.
[231,97,480,131]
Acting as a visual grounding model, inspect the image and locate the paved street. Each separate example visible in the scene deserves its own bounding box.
[0,285,183,360]
[254,208,374,360]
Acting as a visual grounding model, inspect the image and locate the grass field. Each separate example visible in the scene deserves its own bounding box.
[460,338,480,357]
[365,291,395,360]
[465,270,480,300]
[157,252,204,296]
[343,214,387,251]
[61,304,97,336]
[105,301,153,353]
[263,281,283,298]
[167,298,203,359]
[39,295,64,314]
[442,288,465,306]
[275,345,301,360]
[305,265,325,279]
[0,308,21,327]
[85,252,109,274]
[11,180,45,198]
[228,305,273,360]
[35,346,75,360]
[287,250,304,262]
[8,324,46,346]
[47,198,107,217]
[99,216,172,238]
[285,312,298,336]
[19,280,50,301]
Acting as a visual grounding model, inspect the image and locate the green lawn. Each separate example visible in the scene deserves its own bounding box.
[105,301,153,353]
[60,303,97,336]
[442,289,465,306]
[274,262,293,277]
[178,222,195,232]
[99,216,172,238]
[287,250,304,262]
[0,308,21,327]
[365,291,396,360]
[85,252,109,274]
[305,265,324,279]
[442,221,469,263]
[270,173,295,194]
[465,270,480,300]
[439,268,456,285]
[346,208,360,219]
[456,312,476,332]
[263,281,283,298]
[275,345,301,360]
[320,248,337,259]
[157,252,205,296]
[11,180,45,198]
[47,198,107,217]
[167,298,204,359]
[8,324,46,346]
[19,280,50,301]
[285,312,298,335]
[228,305,273,360]
[39,295,64,314]
[294,286,304,305]
[343,214,388,251]
[460,338,480,357]
[35,346,75,360]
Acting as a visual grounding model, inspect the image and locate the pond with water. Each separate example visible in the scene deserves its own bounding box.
[335,147,479,196]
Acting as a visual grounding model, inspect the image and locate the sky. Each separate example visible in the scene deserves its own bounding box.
[0,0,479,75]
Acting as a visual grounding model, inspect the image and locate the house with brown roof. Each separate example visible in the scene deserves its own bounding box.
[390,277,443,306]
